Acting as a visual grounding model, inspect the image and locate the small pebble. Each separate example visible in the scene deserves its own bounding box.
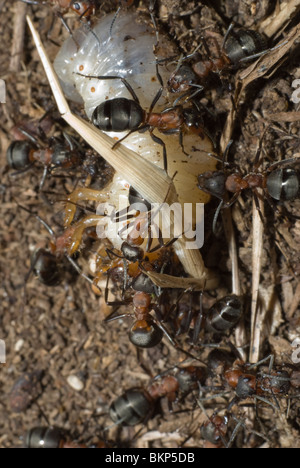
[67,375,84,392]
[14,339,24,352]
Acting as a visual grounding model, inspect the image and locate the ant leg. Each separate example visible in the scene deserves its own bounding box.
[16,203,56,239]
[105,248,124,261]
[192,292,204,344]
[149,130,168,174]
[152,313,204,363]
[248,354,274,372]
[76,74,140,103]
[65,255,94,286]
[173,85,204,107]
[39,166,49,192]
[222,22,235,48]
[64,187,110,226]
[103,271,131,308]
[112,125,148,149]
[149,0,159,47]
[148,86,164,114]
[254,395,280,411]
[56,12,80,49]
[267,156,300,172]
[238,40,288,65]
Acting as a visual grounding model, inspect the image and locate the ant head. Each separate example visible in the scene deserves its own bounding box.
[129,320,163,348]
[198,171,227,200]
[132,273,156,294]
[201,414,228,446]
[168,65,197,94]
[70,1,94,17]
[258,369,291,395]
[6,140,34,170]
[121,242,144,262]
[235,375,256,399]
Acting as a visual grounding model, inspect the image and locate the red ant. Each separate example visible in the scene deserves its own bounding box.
[204,349,300,411]
[17,204,93,287]
[168,23,268,98]
[77,73,209,173]
[197,138,300,230]
[171,292,244,344]
[109,365,206,426]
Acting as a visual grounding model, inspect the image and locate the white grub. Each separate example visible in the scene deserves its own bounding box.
[27,15,218,286]
[67,374,85,392]
[54,11,216,207]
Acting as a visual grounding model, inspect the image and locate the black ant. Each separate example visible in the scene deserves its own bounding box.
[168,23,268,97]
[197,139,300,229]
[109,365,206,426]
[17,204,93,287]
[6,128,84,192]
[77,73,209,173]
[224,354,300,410]
[203,349,300,411]
[164,289,244,344]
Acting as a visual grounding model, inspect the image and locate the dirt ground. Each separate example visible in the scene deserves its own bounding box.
[0,0,300,449]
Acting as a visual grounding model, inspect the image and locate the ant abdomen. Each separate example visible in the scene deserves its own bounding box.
[109,388,154,426]
[266,168,300,201]
[206,295,243,333]
[6,140,34,171]
[25,427,65,449]
[31,249,61,286]
[92,98,145,132]
[129,321,163,348]
[224,29,267,65]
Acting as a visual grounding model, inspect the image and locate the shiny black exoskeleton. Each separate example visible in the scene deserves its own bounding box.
[31,249,61,286]
[168,25,267,94]
[206,295,243,333]
[109,388,153,426]
[25,427,66,448]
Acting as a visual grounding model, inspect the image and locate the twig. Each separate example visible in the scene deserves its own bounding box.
[9,2,27,72]
[250,190,264,363]
[258,0,300,37]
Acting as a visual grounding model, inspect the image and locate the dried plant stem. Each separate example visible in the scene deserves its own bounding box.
[10,2,27,72]
[258,0,300,37]
[250,191,264,363]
